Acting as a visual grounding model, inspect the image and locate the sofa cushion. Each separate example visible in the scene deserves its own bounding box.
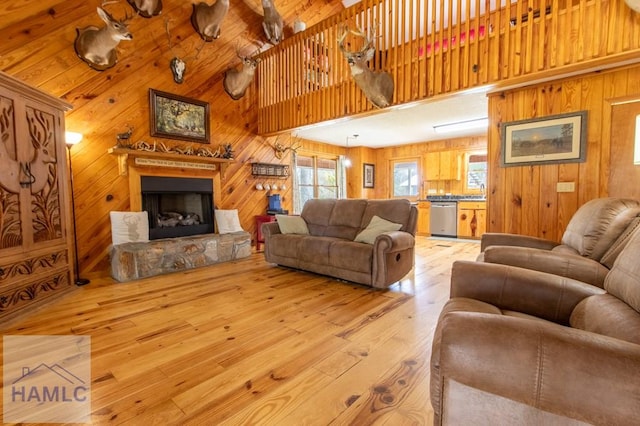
[354,215,403,244]
[328,240,372,273]
[561,197,640,260]
[361,199,414,233]
[298,236,334,264]
[276,215,309,235]
[570,294,640,345]
[300,199,368,240]
[267,233,305,258]
[604,227,640,313]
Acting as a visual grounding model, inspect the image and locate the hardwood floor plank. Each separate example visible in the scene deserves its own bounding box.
[0,238,481,425]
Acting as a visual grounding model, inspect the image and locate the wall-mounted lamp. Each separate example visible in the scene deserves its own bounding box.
[344,134,358,167]
[65,131,90,286]
[433,118,488,134]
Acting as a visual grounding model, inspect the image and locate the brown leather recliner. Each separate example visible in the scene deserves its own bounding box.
[479,197,640,288]
[430,227,640,425]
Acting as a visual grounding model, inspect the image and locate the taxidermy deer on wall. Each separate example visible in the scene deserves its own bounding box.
[126,0,162,18]
[191,0,230,42]
[223,48,262,100]
[262,0,283,45]
[338,25,394,108]
[74,3,133,71]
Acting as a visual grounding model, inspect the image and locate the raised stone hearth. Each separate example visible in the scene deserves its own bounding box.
[110,232,251,282]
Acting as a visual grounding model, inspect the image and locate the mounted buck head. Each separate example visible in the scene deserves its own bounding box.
[262,0,284,45]
[338,25,394,108]
[191,0,229,42]
[126,0,162,18]
[223,48,261,100]
[74,3,133,71]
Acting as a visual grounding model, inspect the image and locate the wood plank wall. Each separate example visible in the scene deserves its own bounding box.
[259,0,640,135]
[487,64,640,242]
[0,0,345,276]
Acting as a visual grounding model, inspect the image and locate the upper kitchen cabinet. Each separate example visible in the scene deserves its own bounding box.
[425,151,461,181]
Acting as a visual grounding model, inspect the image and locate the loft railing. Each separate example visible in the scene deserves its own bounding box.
[257,0,640,135]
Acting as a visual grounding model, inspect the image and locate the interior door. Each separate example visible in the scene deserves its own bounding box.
[610,100,640,199]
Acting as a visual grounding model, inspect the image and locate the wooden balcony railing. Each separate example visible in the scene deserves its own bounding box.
[257,0,640,135]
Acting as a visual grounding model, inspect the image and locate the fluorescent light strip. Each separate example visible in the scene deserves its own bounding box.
[433,118,488,134]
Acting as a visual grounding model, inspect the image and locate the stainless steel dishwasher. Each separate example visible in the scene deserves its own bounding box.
[430,201,458,237]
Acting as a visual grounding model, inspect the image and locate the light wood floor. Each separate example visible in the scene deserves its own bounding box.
[1,237,480,425]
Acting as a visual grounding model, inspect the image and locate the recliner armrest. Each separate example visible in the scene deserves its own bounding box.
[260,221,281,238]
[482,245,610,288]
[437,312,640,425]
[480,232,559,252]
[451,260,605,324]
[373,230,415,252]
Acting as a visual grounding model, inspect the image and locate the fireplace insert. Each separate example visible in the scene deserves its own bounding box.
[141,176,214,240]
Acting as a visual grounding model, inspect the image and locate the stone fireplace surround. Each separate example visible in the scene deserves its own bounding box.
[109,152,251,282]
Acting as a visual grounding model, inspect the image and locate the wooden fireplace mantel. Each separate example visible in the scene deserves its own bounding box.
[108,147,234,178]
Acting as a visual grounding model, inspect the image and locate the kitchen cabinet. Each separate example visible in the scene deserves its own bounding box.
[457,201,486,239]
[417,201,431,236]
[0,71,74,321]
[425,151,461,180]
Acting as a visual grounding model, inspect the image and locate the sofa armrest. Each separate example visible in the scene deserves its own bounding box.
[373,230,415,252]
[261,221,281,238]
[436,312,640,425]
[483,246,610,288]
[451,260,605,324]
[480,232,559,252]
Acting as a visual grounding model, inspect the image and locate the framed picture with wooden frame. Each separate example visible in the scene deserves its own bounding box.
[363,163,375,188]
[149,89,210,143]
[501,111,588,167]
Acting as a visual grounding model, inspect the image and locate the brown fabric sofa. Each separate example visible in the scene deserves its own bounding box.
[479,197,640,288]
[430,226,640,425]
[262,198,418,288]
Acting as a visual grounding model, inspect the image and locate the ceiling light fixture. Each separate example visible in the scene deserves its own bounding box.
[433,118,489,134]
[344,134,358,167]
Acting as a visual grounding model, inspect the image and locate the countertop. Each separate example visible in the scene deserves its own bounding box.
[420,195,487,202]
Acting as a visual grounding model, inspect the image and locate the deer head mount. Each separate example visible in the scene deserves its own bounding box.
[164,18,206,84]
[262,0,284,45]
[338,24,394,109]
[126,0,162,18]
[191,0,230,42]
[74,3,133,71]
[223,47,262,100]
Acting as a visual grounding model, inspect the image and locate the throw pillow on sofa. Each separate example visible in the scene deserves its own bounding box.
[215,209,244,234]
[354,215,403,244]
[276,215,309,235]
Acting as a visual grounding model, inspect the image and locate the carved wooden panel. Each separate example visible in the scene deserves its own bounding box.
[0,94,22,249]
[0,271,70,316]
[25,106,62,243]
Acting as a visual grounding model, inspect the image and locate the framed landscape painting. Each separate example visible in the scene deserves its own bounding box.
[149,89,210,143]
[501,111,587,167]
[363,163,375,188]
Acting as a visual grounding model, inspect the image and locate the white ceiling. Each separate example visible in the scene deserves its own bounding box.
[293,88,490,148]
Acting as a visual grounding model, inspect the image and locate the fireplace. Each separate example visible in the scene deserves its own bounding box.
[141,176,214,240]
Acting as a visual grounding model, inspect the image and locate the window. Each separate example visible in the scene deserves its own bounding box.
[392,160,419,198]
[466,153,487,192]
[294,155,339,213]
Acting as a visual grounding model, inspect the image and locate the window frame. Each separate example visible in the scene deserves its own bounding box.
[294,153,340,213]
[390,158,420,200]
